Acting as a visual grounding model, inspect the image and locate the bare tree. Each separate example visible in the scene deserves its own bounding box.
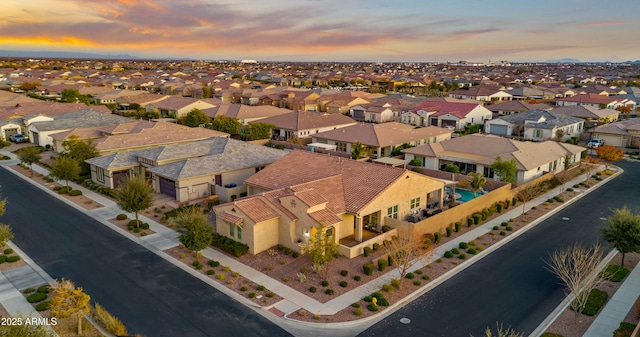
[384,228,435,289]
[546,242,610,322]
[472,322,524,337]
[516,184,542,221]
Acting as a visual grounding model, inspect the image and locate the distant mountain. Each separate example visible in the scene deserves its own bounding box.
[0,50,141,60]
[544,58,582,63]
[623,60,640,64]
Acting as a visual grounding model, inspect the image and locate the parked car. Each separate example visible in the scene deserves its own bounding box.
[8,134,27,143]
[587,138,604,149]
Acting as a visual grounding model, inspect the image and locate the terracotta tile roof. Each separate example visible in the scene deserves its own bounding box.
[487,100,551,112]
[313,122,451,147]
[217,211,245,225]
[308,208,342,226]
[246,150,406,214]
[413,101,479,118]
[292,188,327,207]
[558,93,621,104]
[255,111,356,131]
[235,197,279,223]
[206,103,290,119]
[594,118,640,135]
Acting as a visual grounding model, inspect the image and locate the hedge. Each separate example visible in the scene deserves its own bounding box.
[363,263,374,276]
[27,292,48,303]
[377,258,387,272]
[68,190,82,196]
[454,222,462,232]
[7,256,20,263]
[467,218,474,227]
[363,246,371,257]
[434,232,441,243]
[3,248,13,255]
[446,227,452,237]
[35,301,50,311]
[164,204,200,219]
[211,233,249,257]
[116,214,128,220]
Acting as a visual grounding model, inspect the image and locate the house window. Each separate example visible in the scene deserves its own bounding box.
[336,142,347,152]
[535,129,541,138]
[96,167,105,183]
[410,197,421,209]
[229,223,234,237]
[237,226,242,240]
[387,205,398,219]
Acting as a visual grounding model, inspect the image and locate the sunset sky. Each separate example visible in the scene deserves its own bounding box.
[2,0,639,62]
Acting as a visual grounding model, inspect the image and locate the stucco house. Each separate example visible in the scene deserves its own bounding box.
[448,85,512,102]
[213,150,446,257]
[204,103,291,125]
[145,97,218,118]
[556,94,636,110]
[256,110,357,140]
[402,134,585,184]
[486,100,552,116]
[551,105,620,123]
[590,118,640,148]
[484,110,585,140]
[312,122,451,158]
[85,137,285,202]
[409,101,493,130]
[349,104,395,123]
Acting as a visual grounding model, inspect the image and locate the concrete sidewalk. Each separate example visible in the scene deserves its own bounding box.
[582,258,640,337]
[1,151,630,337]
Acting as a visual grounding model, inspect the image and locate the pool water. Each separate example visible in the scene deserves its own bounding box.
[456,189,484,202]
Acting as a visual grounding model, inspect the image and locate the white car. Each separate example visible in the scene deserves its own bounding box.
[587,138,604,149]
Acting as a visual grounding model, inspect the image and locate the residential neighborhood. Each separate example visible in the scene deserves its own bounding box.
[1,57,640,337]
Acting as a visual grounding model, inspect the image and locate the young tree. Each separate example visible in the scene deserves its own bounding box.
[596,145,624,171]
[351,141,366,159]
[49,156,81,189]
[546,242,610,322]
[460,172,489,198]
[115,176,154,228]
[210,115,241,135]
[245,122,274,141]
[175,207,213,260]
[443,164,460,173]
[17,146,41,176]
[61,136,98,176]
[601,206,640,267]
[181,108,210,127]
[516,185,542,221]
[49,279,91,335]
[0,224,14,247]
[472,323,523,337]
[491,156,518,184]
[302,225,338,280]
[384,228,435,289]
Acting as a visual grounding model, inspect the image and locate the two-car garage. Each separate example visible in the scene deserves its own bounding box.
[158,176,177,199]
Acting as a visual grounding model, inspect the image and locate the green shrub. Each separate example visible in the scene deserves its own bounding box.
[57,186,70,194]
[363,295,373,302]
[128,219,143,228]
[454,222,462,232]
[309,286,317,293]
[367,303,379,311]
[266,292,275,298]
[22,288,35,294]
[277,244,284,251]
[363,246,371,257]
[372,243,380,251]
[601,265,630,282]
[133,228,141,233]
[422,275,430,280]
[354,275,362,282]
[377,258,388,272]
[500,231,506,236]
[512,197,518,206]
[325,289,334,295]
[467,248,477,255]
[496,203,504,213]
[35,301,50,311]
[7,256,20,263]
[339,281,348,288]
[505,226,513,231]
[211,233,249,257]
[458,254,467,260]
[413,280,421,286]
[340,269,348,276]
[613,322,636,337]
[501,221,508,227]
[444,251,454,258]
[239,286,248,292]
[371,292,390,306]
[566,188,573,192]
[27,292,47,303]
[582,289,608,316]
[553,196,565,203]
[3,248,13,255]
[116,214,128,220]
[492,226,499,230]
[434,232,441,243]
[451,248,460,254]
[37,285,50,293]
[351,302,360,308]
[68,190,82,196]
[405,272,415,279]
[207,260,216,267]
[382,284,393,292]
[467,218,474,227]
[391,278,401,288]
[256,285,266,291]
[248,292,256,298]
[292,251,300,258]
[284,247,291,255]
[446,227,452,237]
[472,213,482,224]
[206,269,215,275]
[547,198,555,203]
[363,263,374,276]
[414,269,423,274]
[504,199,511,207]
[459,242,468,249]
[141,223,150,230]
[321,280,329,287]
[382,225,391,233]
[216,274,226,281]
[353,308,363,316]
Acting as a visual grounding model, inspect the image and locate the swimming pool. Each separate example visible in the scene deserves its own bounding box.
[455,189,484,202]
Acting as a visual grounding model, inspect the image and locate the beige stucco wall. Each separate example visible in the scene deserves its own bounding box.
[252,218,280,254]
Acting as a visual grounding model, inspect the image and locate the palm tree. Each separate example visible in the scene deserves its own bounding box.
[460,172,488,198]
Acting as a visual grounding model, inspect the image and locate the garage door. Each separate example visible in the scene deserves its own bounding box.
[490,125,508,136]
[159,176,176,198]
[3,128,18,140]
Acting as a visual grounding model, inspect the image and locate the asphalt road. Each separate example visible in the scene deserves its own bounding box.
[0,168,291,337]
[360,160,639,337]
